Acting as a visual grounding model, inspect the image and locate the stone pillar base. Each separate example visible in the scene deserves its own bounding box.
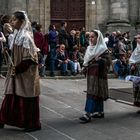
[106,20,131,33]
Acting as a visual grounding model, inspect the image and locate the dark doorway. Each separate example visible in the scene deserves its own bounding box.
[51,0,85,32]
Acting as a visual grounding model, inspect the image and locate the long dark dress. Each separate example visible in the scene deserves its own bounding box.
[0,44,41,130]
[132,63,140,107]
[85,50,111,113]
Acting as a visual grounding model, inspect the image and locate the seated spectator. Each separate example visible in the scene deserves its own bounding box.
[49,45,60,77]
[57,44,76,76]
[70,45,81,74]
[114,53,129,79]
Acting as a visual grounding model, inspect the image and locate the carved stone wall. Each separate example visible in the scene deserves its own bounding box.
[0,0,140,34]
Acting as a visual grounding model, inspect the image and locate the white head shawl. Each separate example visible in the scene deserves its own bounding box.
[129,43,140,64]
[10,11,37,53]
[83,30,108,66]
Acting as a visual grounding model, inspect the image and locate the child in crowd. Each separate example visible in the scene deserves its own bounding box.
[70,45,81,74]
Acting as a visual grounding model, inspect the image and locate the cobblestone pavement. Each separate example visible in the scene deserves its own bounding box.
[0,78,140,140]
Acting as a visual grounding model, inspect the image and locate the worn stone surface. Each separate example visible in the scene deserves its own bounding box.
[1,78,140,140]
[0,0,139,33]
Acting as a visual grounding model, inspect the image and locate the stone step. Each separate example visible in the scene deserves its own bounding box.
[1,65,116,78]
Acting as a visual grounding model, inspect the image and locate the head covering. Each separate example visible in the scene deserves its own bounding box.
[129,43,140,64]
[10,11,37,53]
[36,47,40,52]
[83,30,108,66]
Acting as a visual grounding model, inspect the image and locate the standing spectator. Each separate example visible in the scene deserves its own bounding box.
[31,21,38,36]
[0,31,6,78]
[34,24,48,77]
[108,32,116,58]
[68,30,76,54]
[108,32,116,49]
[34,24,44,51]
[85,31,90,47]
[104,33,110,46]
[132,36,137,51]
[79,30,111,123]
[80,27,87,49]
[75,30,81,50]
[0,11,41,132]
[79,47,86,67]
[48,24,58,50]
[48,24,58,76]
[0,15,3,32]
[58,21,69,50]
[1,15,13,47]
[34,24,49,58]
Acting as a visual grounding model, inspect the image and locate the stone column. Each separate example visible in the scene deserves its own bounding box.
[85,0,97,31]
[44,0,50,33]
[136,0,140,32]
[137,0,140,22]
[27,0,50,33]
[0,0,9,14]
[7,0,27,14]
[27,0,40,22]
[107,0,131,32]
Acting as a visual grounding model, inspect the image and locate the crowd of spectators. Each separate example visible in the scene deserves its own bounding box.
[0,14,139,78]
[105,31,134,79]
[32,21,89,77]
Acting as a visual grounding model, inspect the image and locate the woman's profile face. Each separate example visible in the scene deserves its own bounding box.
[89,32,98,46]
[11,15,23,30]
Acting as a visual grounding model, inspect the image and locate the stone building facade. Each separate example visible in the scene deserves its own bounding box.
[0,0,140,34]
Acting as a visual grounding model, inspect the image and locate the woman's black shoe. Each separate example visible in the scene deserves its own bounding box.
[0,123,4,129]
[92,113,104,118]
[79,114,91,123]
[24,126,41,132]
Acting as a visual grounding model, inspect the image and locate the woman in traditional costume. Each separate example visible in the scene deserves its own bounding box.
[129,33,140,108]
[79,30,111,123]
[0,11,41,132]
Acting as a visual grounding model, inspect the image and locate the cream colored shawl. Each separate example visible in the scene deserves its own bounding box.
[83,30,108,66]
[10,11,38,57]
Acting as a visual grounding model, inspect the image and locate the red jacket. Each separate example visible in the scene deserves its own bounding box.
[34,32,49,55]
